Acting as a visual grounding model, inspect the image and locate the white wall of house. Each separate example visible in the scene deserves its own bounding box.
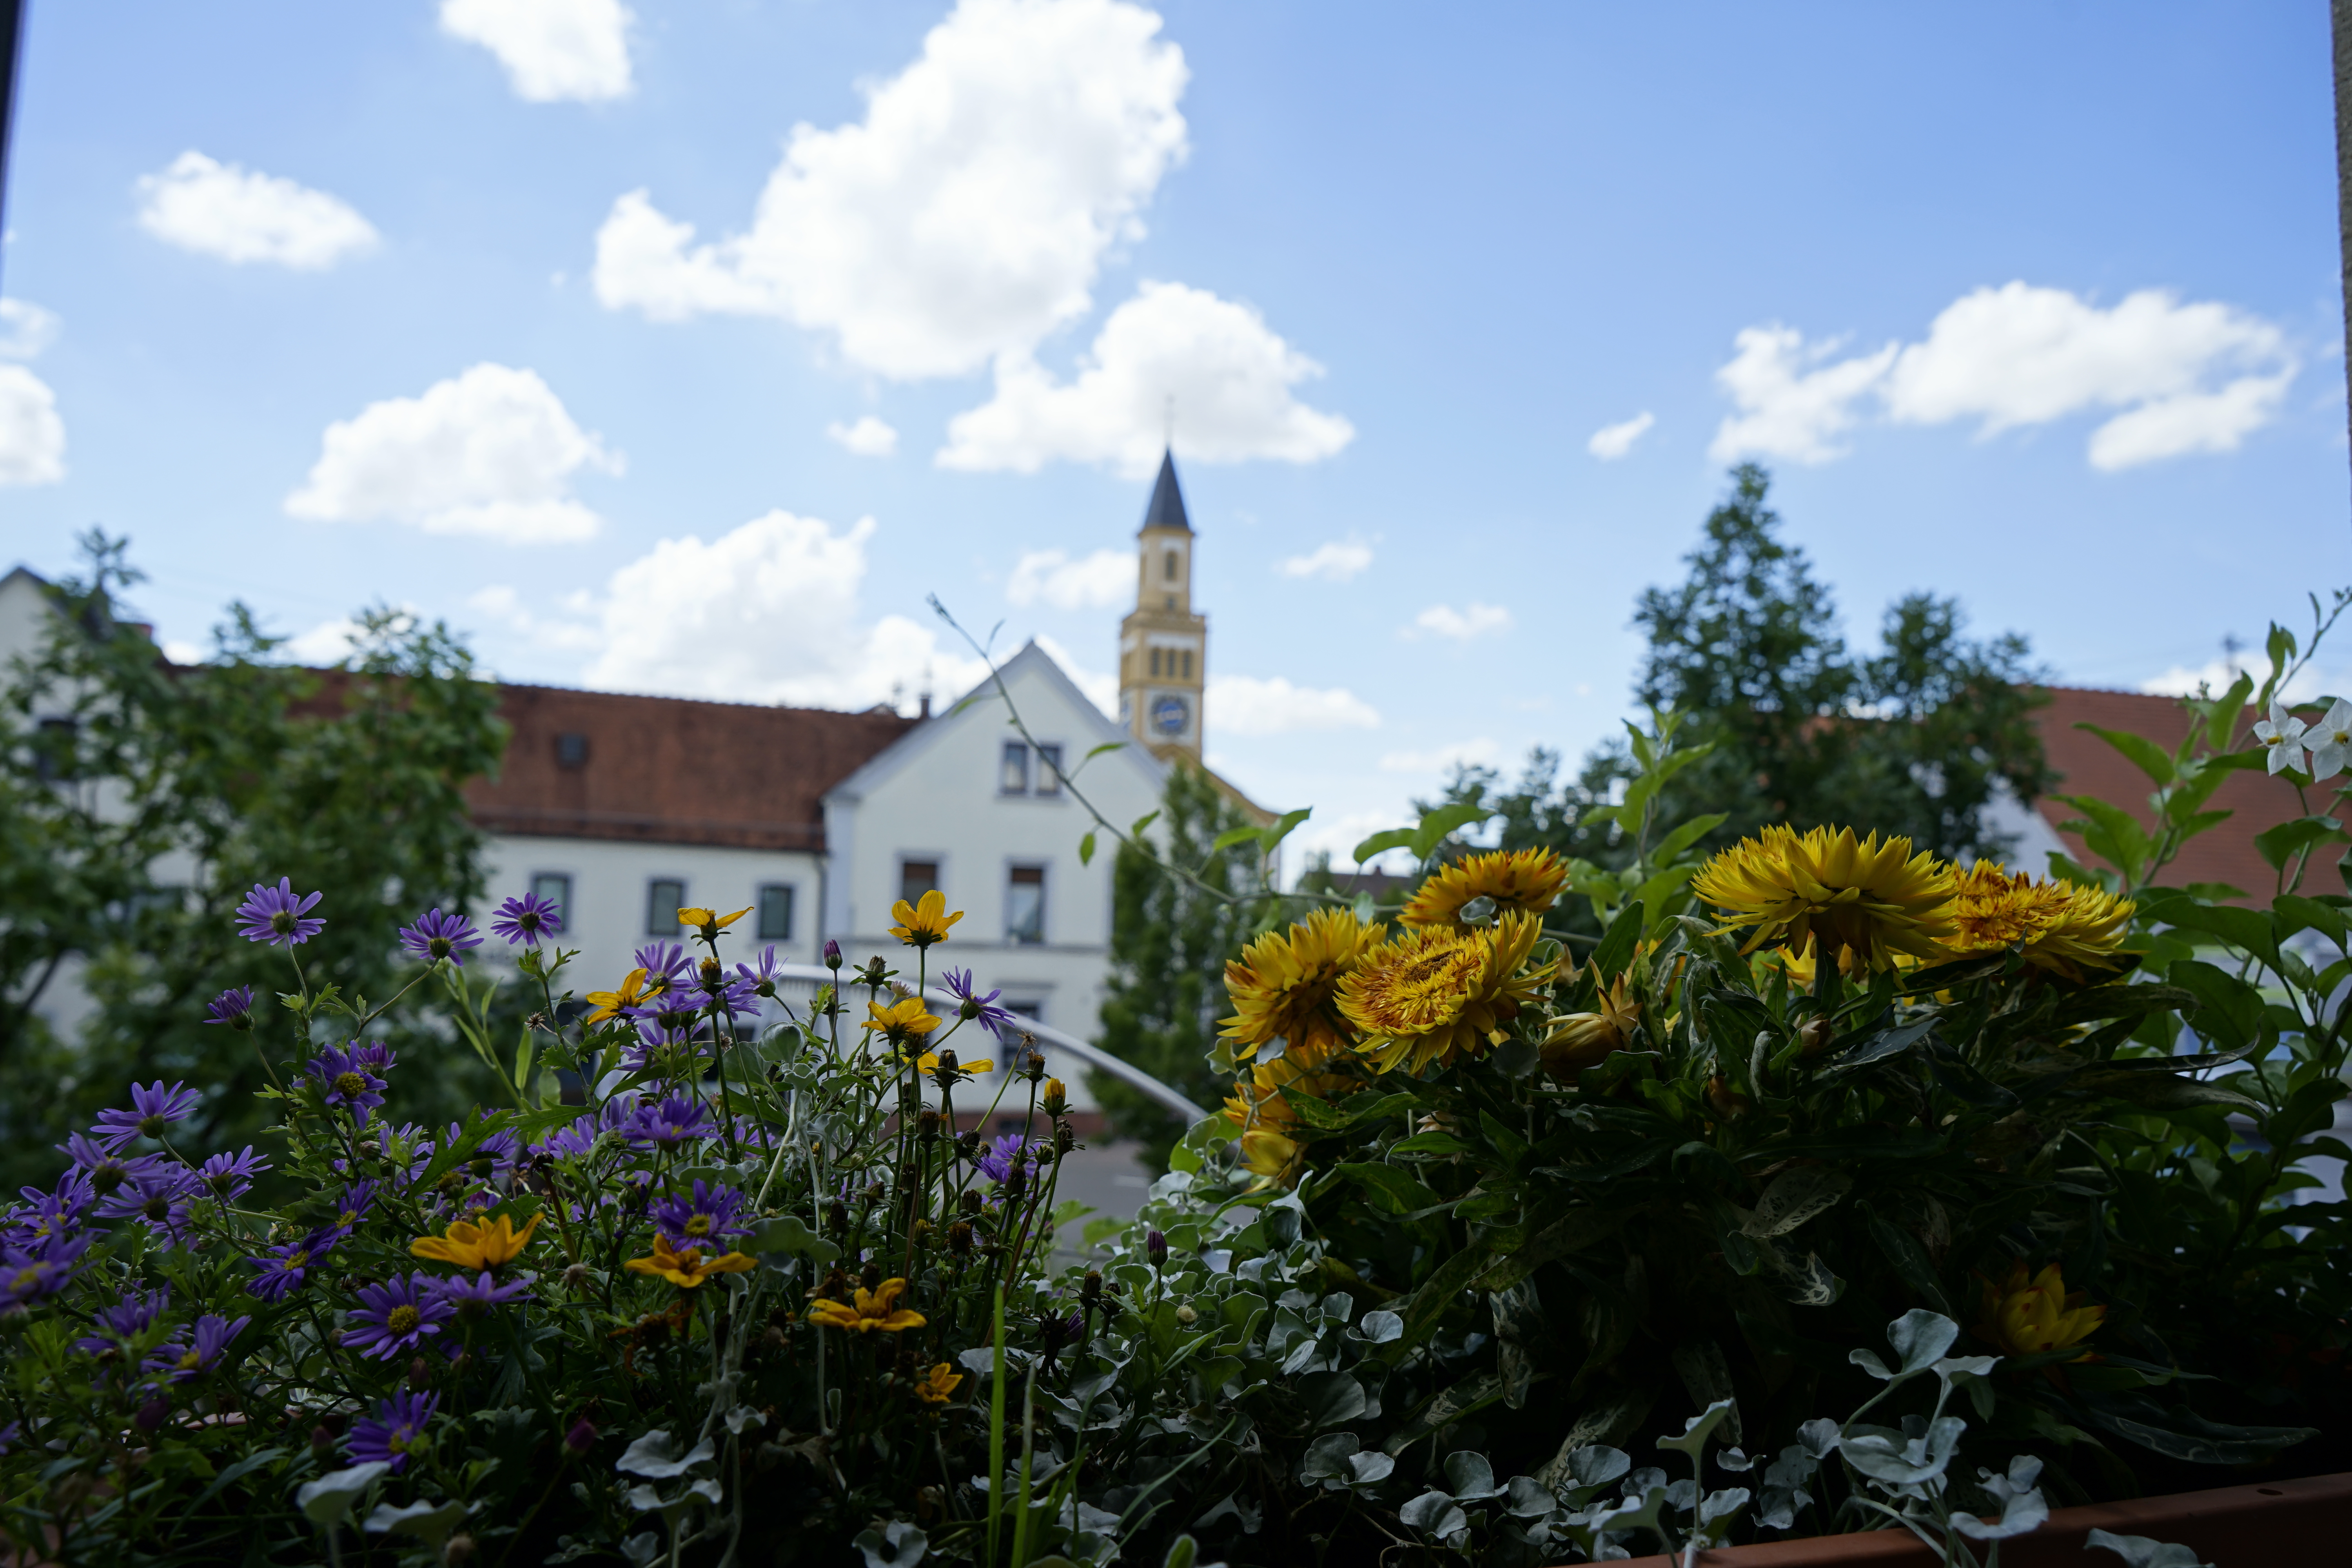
[821,644,1167,1109]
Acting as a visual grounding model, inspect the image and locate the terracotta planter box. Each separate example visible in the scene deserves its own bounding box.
[1610,1471,2352,1568]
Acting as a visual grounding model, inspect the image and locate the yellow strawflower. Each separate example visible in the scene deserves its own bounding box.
[913,1362,964,1405]
[1338,910,1556,1076]
[889,890,963,948]
[1975,1261,2104,1360]
[1692,825,1956,973]
[626,1236,756,1289]
[1945,863,2134,982]
[1219,909,1385,1064]
[1237,1127,1305,1187]
[411,1212,541,1271]
[1400,847,1569,929]
[1541,974,1641,1082]
[807,1277,926,1334]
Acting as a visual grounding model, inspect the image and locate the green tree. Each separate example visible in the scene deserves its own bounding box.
[0,535,510,1189]
[1091,764,1268,1169]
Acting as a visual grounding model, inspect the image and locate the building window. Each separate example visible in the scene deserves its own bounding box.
[1163,548,1178,581]
[530,873,572,926]
[1035,743,1062,796]
[900,859,941,907]
[1000,741,1030,795]
[646,878,684,936]
[555,731,590,769]
[1007,865,1045,945]
[1180,649,1193,680]
[1148,647,1161,677]
[757,884,795,942]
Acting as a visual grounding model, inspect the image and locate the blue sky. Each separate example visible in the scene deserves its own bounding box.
[2,1,2344,862]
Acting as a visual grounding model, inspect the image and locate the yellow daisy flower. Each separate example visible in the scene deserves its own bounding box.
[1974,1260,2104,1360]
[888,889,964,948]
[625,1236,757,1289]
[1945,862,2134,982]
[1692,825,1957,973]
[677,906,753,940]
[807,1277,926,1334]
[1400,847,1569,929]
[411,1212,541,1271]
[1337,910,1556,1076]
[862,998,942,1045]
[1219,908,1385,1065]
[1237,1127,1305,1187]
[583,968,650,1025]
[913,1362,964,1405]
[1540,974,1641,1082]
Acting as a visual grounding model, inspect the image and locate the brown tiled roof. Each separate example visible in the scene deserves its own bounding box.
[465,684,917,851]
[2030,686,2344,900]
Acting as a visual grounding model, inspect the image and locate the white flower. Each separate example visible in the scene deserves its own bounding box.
[2254,698,2309,776]
[2307,697,2352,781]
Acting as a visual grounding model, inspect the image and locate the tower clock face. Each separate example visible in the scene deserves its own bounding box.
[1151,694,1190,737]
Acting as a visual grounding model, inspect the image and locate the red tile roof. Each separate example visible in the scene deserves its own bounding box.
[464,684,917,852]
[2029,686,2344,900]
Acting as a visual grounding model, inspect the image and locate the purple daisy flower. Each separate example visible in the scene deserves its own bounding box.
[696,967,759,1020]
[58,1132,161,1199]
[939,969,1017,1040]
[623,1018,710,1074]
[144,1312,250,1381]
[242,1229,336,1302]
[95,1169,202,1248]
[347,1389,439,1475]
[353,1041,398,1075]
[305,1044,388,1118]
[633,942,690,986]
[976,1133,1038,1187]
[195,1146,270,1203]
[314,1180,379,1246]
[445,1118,521,1185]
[0,1421,16,1456]
[651,1180,751,1250]
[491,891,563,947]
[202,985,256,1030]
[1,1231,92,1308]
[5,1172,96,1247]
[397,907,483,967]
[92,1080,201,1151]
[73,1286,171,1356]
[341,1272,455,1361]
[626,1094,715,1150]
[432,1270,532,1318]
[735,944,785,998]
[234,877,323,948]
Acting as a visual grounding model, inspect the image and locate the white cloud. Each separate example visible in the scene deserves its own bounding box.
[0,366,65,486]
[465,583,599,652]
[285,363,621,544]
[1007,546,1133,609]
[284,616,366,666]
[1207,674,1379,736]
[825,416,899,457]
[1709,325,1896,465]
[1289,807,1413,873]
[441,0,633,103]
[1032,632,1118,715]
[1711,282,2299,470]
[1275,540,1372,582]
[1406,602,1512,642]
[1586,410,1654,459]
[2140,656,2336,704]
[0,299,61,359]
[134,151,378,270]
[580,510,989,709]
[162,638,205,666]
[591,0,1188,379]
[1379,737,1499,775]
[937,280,1354,477]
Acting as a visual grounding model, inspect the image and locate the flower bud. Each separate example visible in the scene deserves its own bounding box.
[564,1416,598,1455]
[1023,1049,1045,1082]
[444,1534,478,1566]
[860,1261,883,1292]
[1002,1162,1026,1201]
[1798,1018,1835,1057]
[134,1396,170,1433]
[826,1199,849,1233]
[562,1262,592,1292]
[1176,1304,1198,1324]
[959,995,982,1020]
[956,1131,982,1161]
[1040,1078,1067,1117]
[947,1220,975,1257]
[1054,1125,1075,1155]
[960,1189,984,1216]
[1145,1229,1168,1267]
[1082,1270,1102,1303]
[408,1355,432,1391]
[918,1110,942,1141]
[310,1423,336,1456]
[823,939,843,970]
[1705,1074,1753,1121]
[933,1048,959,1078]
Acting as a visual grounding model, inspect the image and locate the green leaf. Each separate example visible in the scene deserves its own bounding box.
[1390,1130,1475,1158]
[1083,741,1125,761]
[1258,807,1312,856]
[2160,902,2279,966]
[2054,795,2152,883]
[1377,1240,1495,1365]
[2275,893,2349,946]
[2254,816,2350,874]
[1590,900,1646,980]
[1352,827,1419,864]
[2075,722,2176,788]
[1078,831,1097,867]
[1276,1085,1354,1131]
[1651,813,1730,865]
[745,1214,841,1265]
[1473,1207,1622,1292]
[2099,1075,2263,1114]
[1209,824,1262,855]
[1130,809,1161,837]
[1410,801,1494,860]
[1334,1161,1444,1216]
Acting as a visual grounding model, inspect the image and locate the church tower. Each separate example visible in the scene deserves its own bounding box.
[1117,450,1206,761]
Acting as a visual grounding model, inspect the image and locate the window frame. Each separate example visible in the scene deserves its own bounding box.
[1034,742,1063,797]
[529,872,573,927]
[757,883,795,942]
[646,878,686,937]
[1005,863,1047,946]
[1000,740,1031,795]
[898,857,944,911]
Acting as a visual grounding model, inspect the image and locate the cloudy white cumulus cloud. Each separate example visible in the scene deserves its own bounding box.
[936,281,1354,477]
[1586,410,1654,459]
[441,0,633,103]
[1406,602,1512,641]
[825,416,899,457]
[591,0,1187,380]
[285,363,621,543]
[1207,674,1379,736]
[135,151,379,269]
[1710,282,2298,470]
[1276,540,1372,581]
[0,298,64,487]
[1007,546,1134,609]
[578,510,987,709]
[1378,737,1499,775]
[0,299,62,360]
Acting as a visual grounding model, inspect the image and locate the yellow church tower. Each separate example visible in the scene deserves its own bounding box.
[1117,449,1206,762]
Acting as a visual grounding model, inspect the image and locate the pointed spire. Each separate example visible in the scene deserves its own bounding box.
[1140,448,1191,534]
